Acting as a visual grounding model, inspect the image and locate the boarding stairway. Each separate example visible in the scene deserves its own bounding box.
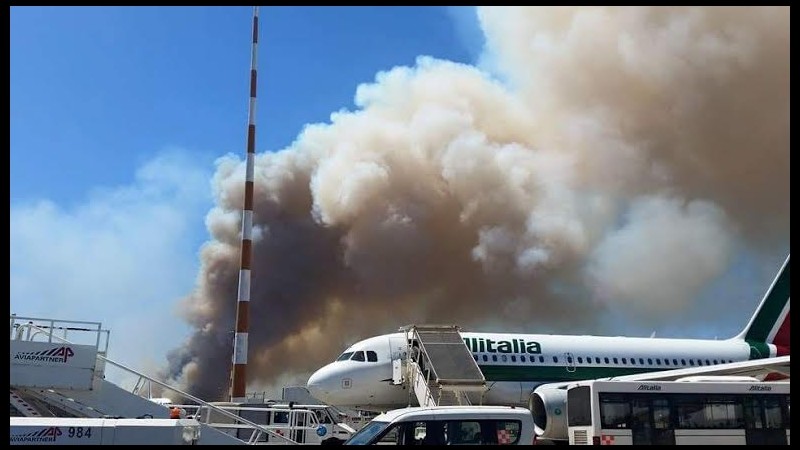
[9,314,307,445]
[401,325,486,407]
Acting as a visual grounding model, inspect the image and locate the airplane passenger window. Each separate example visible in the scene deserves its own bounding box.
[697,360,703,366]
[613,358,618,364]
[585,357,591,364]
[595,357,601,364]
[681,359,686,366]
[367,351,378,362]
[647,358,653,365]
[621,358,627,364]
[492,355,498,362]
[567,356,573,363]
[664,359,670,366]
[511,355,516,362]
[351,351,365,362]
[337,352,354,361]
[553,356,559,363]
[705,360,711,365]
[501,355,508,362]
[539,356,544,363]
[639,358,644,365]
[472,354,478,361]
[689,360,695,366]
[656,359,661,365]
[520,355,526,362]
[673,359,679,366]
[713,359,718,365]
[577,357,583,364]
[604,357,610,364]
[482,355,488,362]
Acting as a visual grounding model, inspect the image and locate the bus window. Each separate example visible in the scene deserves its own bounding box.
[744,397,764,429]
[677,398,704,428]
[764,398,784,429]
[600,394,631,429]
[704,396,743,428]
[653,399,670,429]
[568,386,591,427]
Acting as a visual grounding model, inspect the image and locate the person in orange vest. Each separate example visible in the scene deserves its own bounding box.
[170,407,181,419]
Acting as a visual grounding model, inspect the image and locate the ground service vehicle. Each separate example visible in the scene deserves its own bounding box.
[566,379,790,445]
[343,405,535,445]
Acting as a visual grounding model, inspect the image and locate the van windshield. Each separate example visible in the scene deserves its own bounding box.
[344,420,390,445]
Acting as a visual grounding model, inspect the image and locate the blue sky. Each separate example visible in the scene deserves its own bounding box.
[10,6,481,384]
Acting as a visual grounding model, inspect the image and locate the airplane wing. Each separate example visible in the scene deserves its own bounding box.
[601,355,789,382]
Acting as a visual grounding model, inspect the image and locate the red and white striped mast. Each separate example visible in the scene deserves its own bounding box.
[230,5,258,403]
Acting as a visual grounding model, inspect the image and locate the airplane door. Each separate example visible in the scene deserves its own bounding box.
[392,359,403,385]
[564,352,576,373]
[390,336,408,361]
[390,336,404,385]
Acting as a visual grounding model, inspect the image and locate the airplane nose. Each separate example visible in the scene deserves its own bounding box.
[306,368,331,401]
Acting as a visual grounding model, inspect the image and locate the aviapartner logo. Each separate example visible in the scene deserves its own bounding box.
[10,427,62,443]
[13,346,75,363]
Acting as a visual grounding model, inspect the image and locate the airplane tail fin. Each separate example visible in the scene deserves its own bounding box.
[734,254,790,358]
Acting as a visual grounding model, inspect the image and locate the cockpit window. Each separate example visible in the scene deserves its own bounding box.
[367,351,378,362]
[351,351,366,362]
[337,352,354,361]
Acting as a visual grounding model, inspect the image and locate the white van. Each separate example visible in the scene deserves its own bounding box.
[342,406,535,445]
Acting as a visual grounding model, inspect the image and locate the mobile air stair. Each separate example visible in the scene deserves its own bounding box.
[400,325,486,407]
[9,314,320,445]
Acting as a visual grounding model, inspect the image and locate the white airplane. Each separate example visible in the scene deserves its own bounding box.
[307,255,790,414]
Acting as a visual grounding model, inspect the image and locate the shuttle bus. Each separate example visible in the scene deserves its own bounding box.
[566,379,790,445]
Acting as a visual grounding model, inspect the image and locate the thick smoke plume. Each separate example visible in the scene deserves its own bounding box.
[164,6,789,400]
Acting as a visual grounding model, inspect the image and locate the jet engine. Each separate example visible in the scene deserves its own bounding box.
[528,384,569,441]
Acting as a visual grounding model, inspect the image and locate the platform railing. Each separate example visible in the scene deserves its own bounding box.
[10,321,297,445]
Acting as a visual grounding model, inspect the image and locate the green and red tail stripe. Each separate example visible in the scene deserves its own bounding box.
[735,255,790,359]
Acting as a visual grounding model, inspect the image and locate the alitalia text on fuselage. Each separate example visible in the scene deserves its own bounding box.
[463,337,542,354]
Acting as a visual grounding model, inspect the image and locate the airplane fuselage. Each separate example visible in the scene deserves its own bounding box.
[306,331,759,411]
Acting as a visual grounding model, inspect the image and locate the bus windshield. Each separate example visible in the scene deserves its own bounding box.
[344,420,391,445]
